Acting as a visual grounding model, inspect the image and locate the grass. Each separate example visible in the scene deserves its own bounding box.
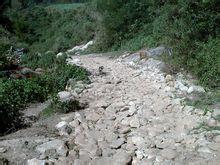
[214,115,220,122]
[101,50,127,58]
[191,122,220,134]
[40,105,54,118]
[46,3,84,10]
[40,97,83,118]
[184,90,220,119]
[185,90,220,110]
[116,34,157,52]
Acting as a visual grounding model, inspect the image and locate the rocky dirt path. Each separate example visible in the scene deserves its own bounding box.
[54,54,220,165]
[1,53,220,165]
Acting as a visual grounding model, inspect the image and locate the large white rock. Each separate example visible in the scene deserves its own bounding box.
[105,131,118,143]
[36,139,68,157]
[146,46,167,57]
[214,135,220,143]
[187,85,205,94]
[128,61,135,66]
[67,40,94,54]
[129,117,140,128]
[212,109,220,118]
[0,147,7,153]
[56,52,64,58]
[56,121,68,129]
[81,41,94,51]
[177,81,188,92]
[135,150,145,160]
[208,143,220,151]
[75,112,83,123]
[132,136,145,146]
[113,149,132,164]
[197,147,212,153]
[128,102,137,115]
[27,158,52,165]
[55,121,72,136]
[60,115,74,122]
[121,118,130,126]
[142,58,165,71]
[57,91,72,102]
[67,58,82,66]
[110,138,125,149]
[160,149,177,160]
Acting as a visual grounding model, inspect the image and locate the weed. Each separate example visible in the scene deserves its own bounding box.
[41,96,83,118]
[185,91,220,110]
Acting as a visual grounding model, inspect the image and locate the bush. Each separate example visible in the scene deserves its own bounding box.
[41,96,82,118]
[0,78,48,135]
[0,3,94,135]
[91,0,152,50]
[190,38,220,87]
[7,5,95,54]
[0,51,89,135]
[91,0,219,87]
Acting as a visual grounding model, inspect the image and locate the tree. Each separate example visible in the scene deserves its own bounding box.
[0,0,12,31]
[0,0,11,15]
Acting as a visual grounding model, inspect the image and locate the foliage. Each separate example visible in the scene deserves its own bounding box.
[6,5,95,53]
[0,0,219,135]
[91,0,152,50]
[0,50,89,135]
[186,91,220,109]
[0,25,27,70]
[51,98,81,113]
[0,78,47,135]
[191,38,220,87]
[46,3,84,10]
[41,96,81,118]
[0,3,93,135]
[91,0,220,87]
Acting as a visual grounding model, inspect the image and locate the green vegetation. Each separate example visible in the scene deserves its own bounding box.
[186,91,220,110]
[0,51,89,135]
[7,5,95,53]
[91,0,219,88]
[0,0,219,135]
[2,1,218,87]
[192,122,220,134]
[0,3,93,135]
[46,3,84,10]
[41,97,82,118]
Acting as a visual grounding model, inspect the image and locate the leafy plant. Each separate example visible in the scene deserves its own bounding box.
[41,96,81,117]
[7,5,95,54]
[91,0,219,88]
[0,51,89,135]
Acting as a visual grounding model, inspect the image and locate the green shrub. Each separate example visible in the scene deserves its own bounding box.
[0,78,48,135]
[41,96,82,118]
[6,5,95,54]
[46,3,84,10]
[117,33,156,52]
[21,51,59,69]
[0,3,94,135]
[40,96,82,118]
[92,0,152,50]
[190,38,220,87]
[0,52,89,135]
[91,0,219,88]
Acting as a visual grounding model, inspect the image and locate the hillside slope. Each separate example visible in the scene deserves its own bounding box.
[1,52,220,164]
